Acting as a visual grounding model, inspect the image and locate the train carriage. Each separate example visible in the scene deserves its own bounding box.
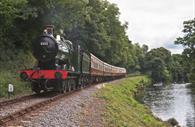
[90,54,104,76]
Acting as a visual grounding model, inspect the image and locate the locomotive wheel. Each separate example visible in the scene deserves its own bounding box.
[78,77,82,89]
[81,78,84,88]
[71,79,76,90]
[68,80,71,92]
[60,81,66,93]
[34,88,41,94]
[75,77,80,89]
[84,77,88,86]
[73,79,76,90]
[86,76,90,86]
[66,80,70,92]
[32,82,41,94]
[64,81,68,92]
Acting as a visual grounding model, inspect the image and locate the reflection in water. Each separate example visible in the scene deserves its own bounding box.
[143,83,195,127]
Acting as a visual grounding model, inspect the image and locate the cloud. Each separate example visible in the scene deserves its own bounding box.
[163,41,184,54]
[108,0,195,54]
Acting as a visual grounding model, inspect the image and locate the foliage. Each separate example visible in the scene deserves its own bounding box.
[175,19,195,53]
[142,47,171,83]
[0,0,146,72]
[170,54,189,82]
[97,76,167,127]
[141,47,188,83]
[175,18,195,84]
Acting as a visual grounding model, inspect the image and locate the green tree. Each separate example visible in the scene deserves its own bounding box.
[175,18,195,84]
[0,0,149,75]
[169,54,187,82]
[144,47,172,83]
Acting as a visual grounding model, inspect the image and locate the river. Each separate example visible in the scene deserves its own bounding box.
[142,83,195,127]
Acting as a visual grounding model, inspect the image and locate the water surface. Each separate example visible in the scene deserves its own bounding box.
[143,83,195,127]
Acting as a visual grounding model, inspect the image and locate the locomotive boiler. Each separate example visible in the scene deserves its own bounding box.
[20,25,126,94]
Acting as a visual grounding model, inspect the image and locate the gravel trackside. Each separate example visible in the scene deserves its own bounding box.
[17,81,116,127]
[0,97,51,118]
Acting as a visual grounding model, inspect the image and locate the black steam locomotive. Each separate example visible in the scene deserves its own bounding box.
[20,25,126,93]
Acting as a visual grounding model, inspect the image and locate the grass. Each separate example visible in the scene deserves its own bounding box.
[97,76,168,127]
[0,51,35,98]
[0,71,32,97]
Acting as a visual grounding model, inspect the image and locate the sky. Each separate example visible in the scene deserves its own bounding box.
[108,0,195,54]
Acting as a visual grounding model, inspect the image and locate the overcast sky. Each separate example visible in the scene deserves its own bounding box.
[108,0,195,54]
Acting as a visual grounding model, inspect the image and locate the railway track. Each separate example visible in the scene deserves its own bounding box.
[0,92,57,108]
[0,94,36,108]
[0,79,115,126]
[0,92,62,126]
[0,87,84,126]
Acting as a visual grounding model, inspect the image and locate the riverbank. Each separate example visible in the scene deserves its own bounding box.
[97,76,168,127]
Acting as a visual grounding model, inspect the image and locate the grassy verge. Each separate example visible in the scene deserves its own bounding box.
[0,51,35,98]
[0,71,32,98]
[97,76,167,127]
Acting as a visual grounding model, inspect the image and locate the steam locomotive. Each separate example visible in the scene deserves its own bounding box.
[20,25,126,93]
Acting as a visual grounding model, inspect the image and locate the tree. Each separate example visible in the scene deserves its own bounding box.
[170,54,187,82]
[144,47,172,83]
[0,0,150,75]
[175,18,195,84]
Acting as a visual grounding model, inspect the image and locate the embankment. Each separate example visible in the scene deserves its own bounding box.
[97,76,168,127]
